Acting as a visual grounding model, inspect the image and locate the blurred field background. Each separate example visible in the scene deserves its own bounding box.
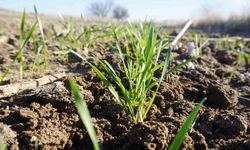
[0,0,250,37]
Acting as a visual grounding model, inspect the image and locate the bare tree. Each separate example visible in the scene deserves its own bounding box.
[113,5,129,20]
[88,0,114,17]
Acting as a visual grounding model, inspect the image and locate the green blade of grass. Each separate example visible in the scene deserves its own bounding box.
[87,62,124,106]
[20,20,38,50]
[168,97,206,150]
[100,60,128,99]
[66,49,124,107]
[3,10,37,80]
[136,27,155,92]
[34,6,44,38]
[0,73,3,81]
[34,5,48,70]
[102,60,117,76]
[32,44,44,69]
[159,48,171,83]
[69,78,100,150]
[20,20,38,79]
[167,58,192,74]
[144,26,154,60]
[143,48,171,118]
[20,9,26,42]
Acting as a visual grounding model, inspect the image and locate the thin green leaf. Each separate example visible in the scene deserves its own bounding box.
[102,60,117,76]
[21,20,38,49]
[34,5,48,69]
[167,58,192,74]
[69,78,100,150]
[159,48,171,82]
[99,61,128,100]
[33,44,44,66]
[87,62,111,87]
[137,27,155,91]
[87,62,123,106]
[168,98,206,150]
[143,48,171,118]
[20,9,26,41]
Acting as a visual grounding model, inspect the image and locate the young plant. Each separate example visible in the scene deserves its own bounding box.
[1,10,37,80]
[227,39,250,82]
[68,77,205,150]
[168,98,206,150]
[194,34,209,57]
[187,34,208,58]
[31,6,48,75]
[69,78,100,150]
[87,21,192,123]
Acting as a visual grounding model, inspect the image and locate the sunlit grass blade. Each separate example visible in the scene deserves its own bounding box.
[155,40,168,64]
[2,11,37,80]
[136,27,155,91]
[167,58,192,74]
[20,20,38,79]
[68,78,100,150]
[168,97,207,150]
[31,44,44,76]
[34,5,48,70]
[100,61,127,92]
[20,9,26,42]
[143,48,171,118]
[101,60,117,76]
[21,20,38,49]
[86,62,123,106]
[159,48,171,82]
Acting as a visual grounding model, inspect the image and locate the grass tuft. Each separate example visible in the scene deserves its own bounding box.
[1,10,37,80]
[87,21,192,123]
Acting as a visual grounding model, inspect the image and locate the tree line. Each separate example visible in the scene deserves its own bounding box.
[88,0,129,20]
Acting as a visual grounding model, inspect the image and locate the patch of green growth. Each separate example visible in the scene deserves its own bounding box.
[215,34,230,50]
[1,10,37,81]
[55,15,108,63]
[88,21,191,123]
[63,21,206,148]
[68,78,205,150]
[194,34,209,57]
[227,38,250,82]
[30,6,48,77]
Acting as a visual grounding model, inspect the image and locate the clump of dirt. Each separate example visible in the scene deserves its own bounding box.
[195,110,250,149]
[1,61,250,150]
[214,50,237,65]
[205,83,238,109]
[116,121,169,149]
[0,123,18,149]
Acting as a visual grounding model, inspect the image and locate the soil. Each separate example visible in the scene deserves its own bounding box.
[0,10,250,150]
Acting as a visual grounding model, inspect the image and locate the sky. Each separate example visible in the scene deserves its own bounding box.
[0,0,249,21]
